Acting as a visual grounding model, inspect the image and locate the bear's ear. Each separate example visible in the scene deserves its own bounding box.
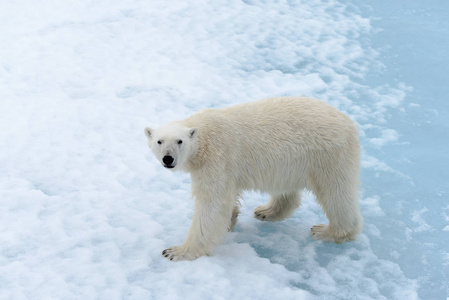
[144,127,153,139]
[189,128,198,139]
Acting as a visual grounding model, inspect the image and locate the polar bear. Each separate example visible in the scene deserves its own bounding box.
[145,97,362,261]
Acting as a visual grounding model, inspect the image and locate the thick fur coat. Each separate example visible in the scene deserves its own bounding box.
[145,97,362,261]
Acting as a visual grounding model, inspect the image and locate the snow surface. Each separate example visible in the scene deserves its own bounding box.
[0,0,447,299]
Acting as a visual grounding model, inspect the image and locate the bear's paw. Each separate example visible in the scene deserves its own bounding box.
[162,246,203,262]
[311,224,355,243]
[254,204,286,222]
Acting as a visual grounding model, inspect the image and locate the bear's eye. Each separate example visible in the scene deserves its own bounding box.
[157,140,162,145]
[178,140,183,145]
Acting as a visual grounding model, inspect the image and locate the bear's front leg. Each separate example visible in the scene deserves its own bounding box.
[162,183,236,261]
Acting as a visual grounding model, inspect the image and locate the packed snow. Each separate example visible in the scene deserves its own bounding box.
[0,0,447,299]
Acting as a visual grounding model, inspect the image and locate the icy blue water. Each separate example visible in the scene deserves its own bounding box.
[347,1,449,298]
[0,0,447,299]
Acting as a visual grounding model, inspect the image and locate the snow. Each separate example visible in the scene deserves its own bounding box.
[0,0,447,299]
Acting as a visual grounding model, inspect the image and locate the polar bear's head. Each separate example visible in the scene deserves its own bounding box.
[144,124,198,171]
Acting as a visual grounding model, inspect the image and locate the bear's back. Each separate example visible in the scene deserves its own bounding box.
[182,97,359,192]
[183,97,357,149]
[201,97,355,148]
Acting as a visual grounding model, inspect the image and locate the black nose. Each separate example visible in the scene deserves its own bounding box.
[163,155,174,165]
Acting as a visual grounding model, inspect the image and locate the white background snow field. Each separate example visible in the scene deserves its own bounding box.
[0,0,448,299]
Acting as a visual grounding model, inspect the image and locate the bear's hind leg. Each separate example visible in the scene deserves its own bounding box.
[310,172,362,243]
[228,204,240,232]
[254,192,301,221]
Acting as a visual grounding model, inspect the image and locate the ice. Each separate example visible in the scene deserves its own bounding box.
[1,0,447,299]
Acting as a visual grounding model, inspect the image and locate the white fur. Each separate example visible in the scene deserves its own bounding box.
[145,97,362,261]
